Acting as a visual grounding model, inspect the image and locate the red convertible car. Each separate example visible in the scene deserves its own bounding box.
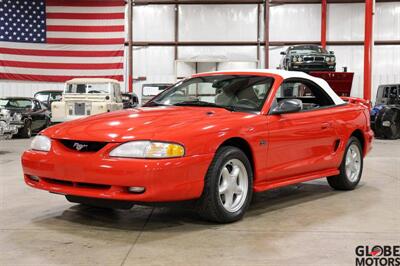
[21,70,373,223]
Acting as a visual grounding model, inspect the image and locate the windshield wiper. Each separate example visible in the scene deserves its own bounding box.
[173,101,235,111]
[144,101,169,107]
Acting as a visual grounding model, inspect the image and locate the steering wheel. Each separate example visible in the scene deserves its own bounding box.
[235,99,259,108]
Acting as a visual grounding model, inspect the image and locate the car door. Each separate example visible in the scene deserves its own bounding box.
[30,100,46,131]
[265,79,340,181]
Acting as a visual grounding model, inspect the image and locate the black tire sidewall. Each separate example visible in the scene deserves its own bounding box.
[207,147,253,222]
[25,119,32,138]
[18,119,31,138]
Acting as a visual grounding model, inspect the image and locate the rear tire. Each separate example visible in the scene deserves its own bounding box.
[327,136,363,190]
[381,108,400,139]
[18,119,32,138]
[197,146,253,223]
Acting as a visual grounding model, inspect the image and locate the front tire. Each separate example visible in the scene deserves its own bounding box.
[197,146,253,223]
[327,137,363,190]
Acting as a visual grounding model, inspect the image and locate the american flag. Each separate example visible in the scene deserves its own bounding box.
[0,0,125,82]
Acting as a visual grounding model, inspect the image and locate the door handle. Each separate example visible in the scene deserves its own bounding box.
[321,122,332,129]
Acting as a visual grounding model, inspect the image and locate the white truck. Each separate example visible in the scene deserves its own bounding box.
[51,78,124,123]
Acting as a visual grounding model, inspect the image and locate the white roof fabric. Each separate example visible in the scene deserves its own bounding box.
[196,69,345,105]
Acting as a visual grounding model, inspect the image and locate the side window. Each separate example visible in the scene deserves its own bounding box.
[33,100,41,110]
[274,79,334,111]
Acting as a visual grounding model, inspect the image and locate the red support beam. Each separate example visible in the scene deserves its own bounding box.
[321,0,327,48]
[264,0,270,69]
[127,0,133,92]
[363,0,374,101]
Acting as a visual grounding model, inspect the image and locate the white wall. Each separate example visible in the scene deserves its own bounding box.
[0,81,65,98]
[1,2,400,103]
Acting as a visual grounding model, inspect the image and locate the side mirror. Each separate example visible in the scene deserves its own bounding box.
[280,51,286,55]
[329,51,334,54]
[270,99,302,115]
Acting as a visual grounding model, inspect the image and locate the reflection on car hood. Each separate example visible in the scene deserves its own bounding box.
[43,106,256,142]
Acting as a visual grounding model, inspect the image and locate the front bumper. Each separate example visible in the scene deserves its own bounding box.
[21,140,214,202]
[0,121,19,138]
[290,62,335,72]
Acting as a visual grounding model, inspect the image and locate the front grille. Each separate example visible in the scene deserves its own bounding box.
[74,102,85,115]
[58,139,108,152]
[42,177,111,190]
[302,56,325,62]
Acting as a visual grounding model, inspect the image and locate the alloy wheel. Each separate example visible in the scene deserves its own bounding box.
[345,143,361,182]
[218,159,248,213]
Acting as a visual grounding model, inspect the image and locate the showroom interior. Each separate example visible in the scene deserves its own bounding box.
[0,0,399,265]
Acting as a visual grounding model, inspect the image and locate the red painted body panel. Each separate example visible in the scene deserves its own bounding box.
[21,71,373,202]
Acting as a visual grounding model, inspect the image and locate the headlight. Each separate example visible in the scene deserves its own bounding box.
[109,141,185,158]
[298,56,303,62]
[292,56,297,62]
[325,57,331,62]
[31,135,51,152]
[13,113,22,121]
[330,56,335,62]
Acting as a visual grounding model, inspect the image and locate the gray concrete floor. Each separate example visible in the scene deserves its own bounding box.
[0,138,399,266]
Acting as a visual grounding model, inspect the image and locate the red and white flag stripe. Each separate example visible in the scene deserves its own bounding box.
[0,0,125,82]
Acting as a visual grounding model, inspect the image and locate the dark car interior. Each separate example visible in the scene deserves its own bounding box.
[272,79,335,112]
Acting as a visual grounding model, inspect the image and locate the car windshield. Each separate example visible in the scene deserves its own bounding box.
[142,84,172,96]
[35,92,62,102]
[35,93,49,102]
[65,83,110,94]
[145,75,274,112]
[290,45,327,54]
[0,99,32,109]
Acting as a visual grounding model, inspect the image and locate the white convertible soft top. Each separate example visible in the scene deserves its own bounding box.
[196,69,345,105]
[66,78,120,84]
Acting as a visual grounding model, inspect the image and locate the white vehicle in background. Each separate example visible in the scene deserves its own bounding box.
[51,78,124,123]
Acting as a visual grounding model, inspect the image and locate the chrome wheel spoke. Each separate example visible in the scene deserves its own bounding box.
[234,185,243,195]
[223,191,234,209]
[231,165,240,179]
[221,167,230,180]
[219,181,228,194]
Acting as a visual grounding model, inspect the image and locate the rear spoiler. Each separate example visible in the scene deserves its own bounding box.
[341,97,372,110]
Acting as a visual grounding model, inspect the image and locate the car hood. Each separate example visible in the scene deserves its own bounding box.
[44,106,255,143]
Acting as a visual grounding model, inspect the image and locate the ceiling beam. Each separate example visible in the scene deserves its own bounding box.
[133,0,398,5]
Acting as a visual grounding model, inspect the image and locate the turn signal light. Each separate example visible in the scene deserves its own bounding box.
[128,186,145,193]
